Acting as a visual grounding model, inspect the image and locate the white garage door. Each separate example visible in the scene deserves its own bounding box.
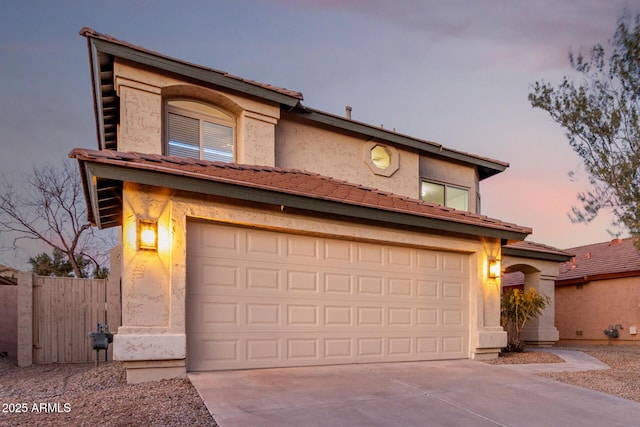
[186,221,469,371]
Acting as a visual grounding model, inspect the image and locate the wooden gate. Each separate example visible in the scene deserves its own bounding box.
[32,276,110,364]
[16,248,122,366]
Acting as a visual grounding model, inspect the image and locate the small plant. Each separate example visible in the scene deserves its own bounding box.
[501,288,550,352]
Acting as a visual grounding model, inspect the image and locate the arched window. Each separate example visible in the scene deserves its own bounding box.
[166,100,235,162]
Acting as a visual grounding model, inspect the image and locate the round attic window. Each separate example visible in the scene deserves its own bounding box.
[370,145,391,169]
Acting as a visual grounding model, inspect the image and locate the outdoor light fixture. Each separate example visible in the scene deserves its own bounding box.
[138,220,158,251]
[488,258,501,279]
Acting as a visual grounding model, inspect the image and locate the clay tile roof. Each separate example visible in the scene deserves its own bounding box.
[558,238,640,282]
[70,148,532,237]
[79,27,304,101]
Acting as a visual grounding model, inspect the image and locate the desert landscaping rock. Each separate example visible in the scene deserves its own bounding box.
[2,345,640,426]
[0,358,215,426]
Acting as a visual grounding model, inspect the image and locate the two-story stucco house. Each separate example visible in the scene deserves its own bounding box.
[71,28,544,383]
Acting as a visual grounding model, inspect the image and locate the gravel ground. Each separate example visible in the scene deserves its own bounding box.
[2,345,640,426]
[484,344,640,403]
[0,357,215,427]
[541,344,640,402]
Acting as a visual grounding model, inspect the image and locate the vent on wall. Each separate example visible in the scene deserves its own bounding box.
[576,330,583,336]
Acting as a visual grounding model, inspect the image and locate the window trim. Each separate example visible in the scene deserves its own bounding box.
[165,99,236,162]
[420,179,470,211]
[363,142,399,177]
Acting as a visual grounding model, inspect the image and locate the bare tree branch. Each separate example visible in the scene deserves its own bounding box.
[0,161,112,277]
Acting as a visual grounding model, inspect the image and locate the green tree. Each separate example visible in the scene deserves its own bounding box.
[501,288,550,352]
[528,15,640,241]
[28,248,93,277]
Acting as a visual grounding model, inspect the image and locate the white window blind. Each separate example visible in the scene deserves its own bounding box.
[168,112,200,158]
[202,121,233,162]
[167,106,234,162]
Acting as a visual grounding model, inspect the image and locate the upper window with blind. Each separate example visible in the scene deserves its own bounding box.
[166,100,235,162]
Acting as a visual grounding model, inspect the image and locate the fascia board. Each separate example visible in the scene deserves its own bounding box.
[91,39,300,108]
[88,39,106,150]
[502,246,573,263]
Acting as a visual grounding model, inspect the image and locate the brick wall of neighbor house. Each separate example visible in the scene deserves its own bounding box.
[556,277,640,344]
[0,283,18,358]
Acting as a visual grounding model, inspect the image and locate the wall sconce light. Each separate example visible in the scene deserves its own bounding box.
[488,258,501,279]
[138,219,158,251]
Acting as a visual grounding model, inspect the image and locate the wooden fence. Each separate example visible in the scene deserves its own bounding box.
[17,248,121,366]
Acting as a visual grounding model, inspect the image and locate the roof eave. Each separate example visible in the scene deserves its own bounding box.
[556,270,640,286]
[502,246,574,263]
[86,36,302,108]
[80,160,529,241]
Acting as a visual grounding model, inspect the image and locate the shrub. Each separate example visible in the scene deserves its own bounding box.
[501,288,550,352]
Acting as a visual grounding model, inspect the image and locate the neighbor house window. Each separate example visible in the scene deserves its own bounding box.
[421,181,469,211]
[166,100,235,162]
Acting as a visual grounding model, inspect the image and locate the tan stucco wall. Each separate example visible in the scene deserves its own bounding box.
[556,277,640,344]
[114,183,506,380]
[502,256,561,345]
[0,284,17,358]
[419,156,478,213]
[275,119,420,199]
[113,62,484,211]
[113,61,280,166]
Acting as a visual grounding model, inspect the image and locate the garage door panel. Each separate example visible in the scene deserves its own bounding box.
[190,295,466,331]
[187,222,469,371]
[357,245,383,264]
[442,253,466,272]
[323,240,354,263]
[247,267,281,290]
[189,332,468,371]
[324,273,353,294]
[195,261,240,290]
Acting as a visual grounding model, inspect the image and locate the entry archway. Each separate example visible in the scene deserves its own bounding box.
[502,242,573,347]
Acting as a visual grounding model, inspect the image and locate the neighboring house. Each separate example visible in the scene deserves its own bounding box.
[503,237,640,345]
[555,238,640,344]
[72,28,551,383]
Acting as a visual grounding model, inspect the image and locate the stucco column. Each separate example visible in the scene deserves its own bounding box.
[522,274,559,347]
[17,272,33,367]
[114,184,186,383]
[471,245,507,360]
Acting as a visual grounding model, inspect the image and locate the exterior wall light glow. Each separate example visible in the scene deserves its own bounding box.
[138,220,158,251]
[488,258,501,279]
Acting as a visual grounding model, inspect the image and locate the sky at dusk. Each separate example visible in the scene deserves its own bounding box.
[1,0,639,267]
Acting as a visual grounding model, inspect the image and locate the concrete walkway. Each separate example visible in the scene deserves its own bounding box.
[189,351,640,427]
[499,349,611,374]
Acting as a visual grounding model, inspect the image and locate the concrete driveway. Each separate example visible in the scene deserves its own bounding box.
[189,351,640,426]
